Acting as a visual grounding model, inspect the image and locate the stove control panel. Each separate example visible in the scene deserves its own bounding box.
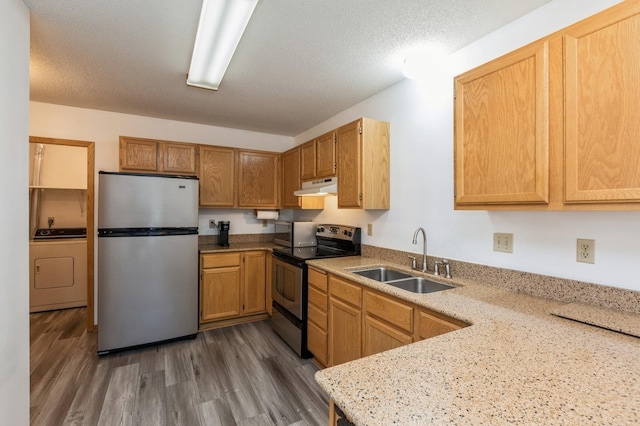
[316,224,361,243]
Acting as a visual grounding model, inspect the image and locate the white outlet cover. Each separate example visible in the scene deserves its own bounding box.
[576,238,595,264]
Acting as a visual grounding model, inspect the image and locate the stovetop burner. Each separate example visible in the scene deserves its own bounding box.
[33,228,87,240]
[273,245,358,261]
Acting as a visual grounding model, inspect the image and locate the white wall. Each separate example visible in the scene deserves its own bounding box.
[295,0,640,292]
[1,0,30,423]
[29,102,295,236]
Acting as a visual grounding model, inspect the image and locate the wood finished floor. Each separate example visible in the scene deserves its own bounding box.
[30,308,330,425]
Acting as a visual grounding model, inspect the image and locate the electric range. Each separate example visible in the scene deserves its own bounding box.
[271,224,361,357]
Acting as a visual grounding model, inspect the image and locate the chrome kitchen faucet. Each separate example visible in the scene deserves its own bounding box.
[411,227,428,272]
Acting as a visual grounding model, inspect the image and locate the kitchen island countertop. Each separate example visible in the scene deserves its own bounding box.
[309,256,640,425]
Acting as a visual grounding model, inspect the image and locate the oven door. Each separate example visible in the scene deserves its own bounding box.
[271,254,304,319]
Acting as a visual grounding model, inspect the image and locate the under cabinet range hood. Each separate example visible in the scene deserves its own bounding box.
[294,177,337,196]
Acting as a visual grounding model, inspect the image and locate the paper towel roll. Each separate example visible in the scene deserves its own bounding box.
[256,210,279,220]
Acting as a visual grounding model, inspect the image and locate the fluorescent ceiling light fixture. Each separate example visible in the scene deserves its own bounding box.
[187,0,259,90]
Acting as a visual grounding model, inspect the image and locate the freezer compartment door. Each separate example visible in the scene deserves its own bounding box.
[98,233,198,352]
[98,172,198,229]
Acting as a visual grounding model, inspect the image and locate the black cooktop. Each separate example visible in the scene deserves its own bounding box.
[273,246,359,261]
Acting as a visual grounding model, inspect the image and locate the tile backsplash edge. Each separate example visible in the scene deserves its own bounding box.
[362,244,640,315]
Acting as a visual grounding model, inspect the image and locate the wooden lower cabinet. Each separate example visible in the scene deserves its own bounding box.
[200,250,267,327]
[363,315,413,357]
[328,297,362,366]
[322,272,467,367]
[243,251,266,315]
[418,308,466,340]
[363,290,414,357]
[307,267,329,366]
[200,253,242,322]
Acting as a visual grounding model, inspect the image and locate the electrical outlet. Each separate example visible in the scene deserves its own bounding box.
[367,224,373,236]
[576,238,595,264]
[209,219,216,229]
[493,233,513,253]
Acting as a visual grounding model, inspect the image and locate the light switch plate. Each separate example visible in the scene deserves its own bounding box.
[493,233,513,253]
[367,223,373,236]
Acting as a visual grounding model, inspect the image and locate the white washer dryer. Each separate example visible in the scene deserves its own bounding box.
[29,238,87,313]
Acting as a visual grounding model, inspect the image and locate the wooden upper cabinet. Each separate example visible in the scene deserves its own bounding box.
[199,146,235,207]
[315,131,336,178]
[119,137,160,172]
[280,147,324,209]
[237,150,279,208]
[336,118,390,209]
[162,142,197,174]
[454,40,550,206]
[301,131,336,181]
[281,147,301,208]
[300,140,317,181]
[564,3,640,203]
[119,136,198,175]
[453,0,640,211]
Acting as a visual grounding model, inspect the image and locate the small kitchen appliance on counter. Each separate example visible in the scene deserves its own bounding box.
[274,221,317,247]
[271,224,361,357]
[97,172,199,355]
[218,220,230,246]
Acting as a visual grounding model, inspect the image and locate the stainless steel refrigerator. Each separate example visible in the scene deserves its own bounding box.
[97,172,199,355]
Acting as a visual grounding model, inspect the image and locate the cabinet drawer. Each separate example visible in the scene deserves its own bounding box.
[329,276,362,308]
[308,285,327,311]
[201,252,241,269]
[364,291,413,334]
[308,303,328,331]
[418,309,466,340]
[308,267,328,292]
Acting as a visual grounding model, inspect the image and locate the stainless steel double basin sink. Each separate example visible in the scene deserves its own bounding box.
[351,266,454,294]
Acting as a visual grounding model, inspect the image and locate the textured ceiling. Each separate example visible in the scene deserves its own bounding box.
[25,0,552,137]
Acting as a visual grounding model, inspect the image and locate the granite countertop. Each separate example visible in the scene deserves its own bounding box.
[309,256,640,425]
[199,242,279,253]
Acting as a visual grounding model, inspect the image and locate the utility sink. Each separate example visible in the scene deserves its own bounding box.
[352,267,412,282]
[351,267,455,294]
[386,277,454,294]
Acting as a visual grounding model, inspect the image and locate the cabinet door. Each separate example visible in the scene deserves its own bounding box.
[417,310,465,340]
[199,146,235,207]
[119,137,159,172]
[454,40,550,206]
[307,319,328,367]
[336,120,362,208]
[201,266,242,322]
[564,5,640,203]
[281,147,301,208]
[328,297,361,366]
[300,140,316,181]
[364,290,413,334]
[243,251,266,314]
[237,150,279,208]
[315,131,336,178]
[162,142,197,175]
[363,315,413,357]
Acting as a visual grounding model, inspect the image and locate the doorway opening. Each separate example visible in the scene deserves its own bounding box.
[28,136,96,331]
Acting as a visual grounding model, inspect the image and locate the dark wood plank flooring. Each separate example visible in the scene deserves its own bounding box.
[30,308,329,425]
